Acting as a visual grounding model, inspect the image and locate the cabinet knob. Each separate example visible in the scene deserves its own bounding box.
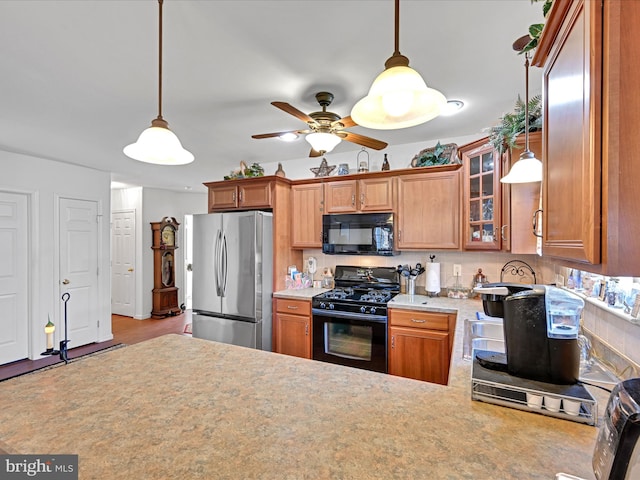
[360,193,365,208]
[128,268,134,272]
[287,305,298,310]
[351,194,356,206]
[305,323,309,336]
[62,279,70,285]
[391,335,395,349]
[501,225,508,242]
[411,318,426,323]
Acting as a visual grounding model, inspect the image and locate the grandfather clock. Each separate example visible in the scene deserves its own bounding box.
[150,217,181,318]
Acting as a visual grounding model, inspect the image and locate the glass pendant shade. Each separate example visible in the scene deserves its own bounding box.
[124,118,194,165]
[500,150,543,183]
[123,0,194,166]
[351,65,447,130]
[305,132,341,153]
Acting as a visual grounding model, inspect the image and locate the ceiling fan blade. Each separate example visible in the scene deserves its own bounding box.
[272,101,316,124]
[251,129,308,139]
[309,148,323,157]
[332,115,357,129]
[340,132,388,150]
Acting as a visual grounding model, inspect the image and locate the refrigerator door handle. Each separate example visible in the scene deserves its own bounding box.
[214,229,222,297]
[221,231,228,297]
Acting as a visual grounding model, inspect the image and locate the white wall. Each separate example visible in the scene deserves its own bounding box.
[251,134,484,181]
[1,151,112,359]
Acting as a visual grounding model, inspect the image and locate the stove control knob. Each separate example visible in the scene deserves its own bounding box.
[329,303,335,310]
[360,306,367,314]
[320,302,326,309]
[370,307,377,315]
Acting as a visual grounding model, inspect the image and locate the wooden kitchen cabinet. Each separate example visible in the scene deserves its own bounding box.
[206,178,273,212]
[532,0,640,274]
[324,177,393,213]
[459,139,502,250]
[396,167,461,250]
[291,182,323,248]
[388,309,456,385]
[274,298,312,359]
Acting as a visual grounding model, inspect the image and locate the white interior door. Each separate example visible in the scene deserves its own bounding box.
[0,191,29,365]
[111,210,135,316]
[59,198,99,348]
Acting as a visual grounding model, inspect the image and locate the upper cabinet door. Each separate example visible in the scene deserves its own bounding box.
[460,140,502,250]
[537,0,601,265]
[358,177,394,212]
[291,183,324,248]
[396,170,461,250]
[208,184,238,212]
[324,180,358,213]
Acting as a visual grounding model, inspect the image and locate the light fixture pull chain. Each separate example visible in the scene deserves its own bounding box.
[393,0,400,55]
[158,0,163,120]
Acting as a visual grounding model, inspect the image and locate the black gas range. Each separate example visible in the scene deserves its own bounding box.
[311,266,400,374]
[312,266,400,319]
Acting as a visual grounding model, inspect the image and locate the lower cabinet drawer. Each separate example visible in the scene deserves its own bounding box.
[274,298,311,316]
[389,309,450,331]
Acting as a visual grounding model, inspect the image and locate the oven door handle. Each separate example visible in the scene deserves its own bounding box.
[312,308,387,323]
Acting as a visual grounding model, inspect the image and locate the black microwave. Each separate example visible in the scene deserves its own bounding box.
[322,213,397,256]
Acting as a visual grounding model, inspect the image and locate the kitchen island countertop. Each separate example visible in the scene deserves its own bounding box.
[0,295,601,479]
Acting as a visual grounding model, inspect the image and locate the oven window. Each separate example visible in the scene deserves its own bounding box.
[324,322,372,361]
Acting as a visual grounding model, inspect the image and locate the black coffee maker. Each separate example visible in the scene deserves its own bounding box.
[475,284,584,385]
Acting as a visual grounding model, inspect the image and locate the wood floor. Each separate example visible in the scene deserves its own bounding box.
[0,312,192,381]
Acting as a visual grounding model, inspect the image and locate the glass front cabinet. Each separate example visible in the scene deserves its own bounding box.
[460,139,502,250]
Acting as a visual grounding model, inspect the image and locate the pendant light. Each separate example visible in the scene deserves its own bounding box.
[350,0,447,130]
[500,39,542,183]
[124,0,194,165]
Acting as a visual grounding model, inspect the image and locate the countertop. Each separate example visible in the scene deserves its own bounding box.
[0,296,602,479]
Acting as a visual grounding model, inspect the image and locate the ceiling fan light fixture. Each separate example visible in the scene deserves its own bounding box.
[279,132,298,142]
[123,0,194,165]
[305,132,341,154]
[123,117,194,165]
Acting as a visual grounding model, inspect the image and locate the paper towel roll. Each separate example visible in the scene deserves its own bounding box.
[426,263,441,295]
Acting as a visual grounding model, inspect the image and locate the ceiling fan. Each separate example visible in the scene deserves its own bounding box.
[252,92,388,157]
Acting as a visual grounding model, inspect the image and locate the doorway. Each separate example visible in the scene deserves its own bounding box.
[0,191,29,365]
[58,197,100,347]
[111,209,136,317]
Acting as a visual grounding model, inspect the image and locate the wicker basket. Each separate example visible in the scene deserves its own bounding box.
[411,142,459,167]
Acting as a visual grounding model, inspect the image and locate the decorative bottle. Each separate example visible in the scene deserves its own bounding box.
[382,154,390,171]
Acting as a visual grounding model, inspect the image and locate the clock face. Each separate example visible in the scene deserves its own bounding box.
[161,226,175,247]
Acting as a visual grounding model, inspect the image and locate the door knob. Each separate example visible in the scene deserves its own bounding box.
[62,279,70,285]
[128,268,134,272]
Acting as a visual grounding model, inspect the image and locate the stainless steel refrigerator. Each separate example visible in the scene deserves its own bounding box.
[191,211,273,350]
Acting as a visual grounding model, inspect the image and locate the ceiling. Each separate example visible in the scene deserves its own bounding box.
[0,0,544,193]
